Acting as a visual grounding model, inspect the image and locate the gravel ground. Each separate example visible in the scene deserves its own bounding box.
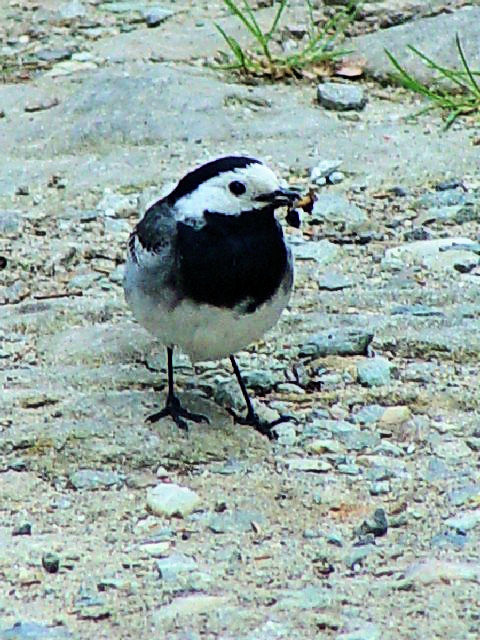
[1,1,480,639]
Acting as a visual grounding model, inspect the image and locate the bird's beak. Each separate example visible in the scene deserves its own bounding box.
[255,187,300,209]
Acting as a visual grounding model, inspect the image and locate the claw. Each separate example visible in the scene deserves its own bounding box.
[146,393,209,431]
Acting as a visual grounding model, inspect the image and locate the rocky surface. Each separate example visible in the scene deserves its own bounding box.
[1,1,480,639]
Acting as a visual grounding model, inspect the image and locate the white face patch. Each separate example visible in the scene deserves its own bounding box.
[172,163,281,222]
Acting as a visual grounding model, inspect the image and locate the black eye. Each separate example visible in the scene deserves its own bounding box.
[229,180,246,196]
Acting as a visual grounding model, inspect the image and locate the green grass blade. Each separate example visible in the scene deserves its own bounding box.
[222,0,262,41]
[215,23,246,69]
[385,49,441,100]
[240,0,265,42]
[456,33,480,96]
[265,0,288,44]
[407,45,470,91]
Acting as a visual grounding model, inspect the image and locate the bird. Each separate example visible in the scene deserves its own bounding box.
[123,155,299,438]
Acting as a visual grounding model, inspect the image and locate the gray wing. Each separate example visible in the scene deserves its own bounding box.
[134,199,177,255]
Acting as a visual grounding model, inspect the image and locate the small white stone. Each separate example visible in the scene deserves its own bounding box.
[146,483,201,517]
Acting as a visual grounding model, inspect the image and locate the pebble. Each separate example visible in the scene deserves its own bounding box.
[275,586,331,610]
[285,458,332,473]
[306,439,345,455]
[299,328,373,357]
[69,469,123,490]
[448,484,480,507]
[241,368,276,391]
[345,545,376,570]
[291,237,340,265]
[357,356,392,387]
[336,623,382,640]
[208,510,265,534]
[430,530,468,549]
[143,7,173,27]
[36,48,72,62]
[0,622,72,639]
[317,272,354,291]
[0,210,21,234]
[147,483,201,517]
[383,237,478,272]
[57,0,86,19]
[96,191,138,218]
[352,405,384,424]
[417,188,470,208]
[369,481,390,496]
[153,595,231,622]
[310,159,342,183]
[317,82,367,111]
[272,422,297,445]
[398,559,480,587]
[379,406,412,425]
[12,523,32,536]
[311,193,367,232]
[358,508,388,537]
[156,553,197,580]
[444,511,480,533]
[430,438,472,460]
[42,552,60,574]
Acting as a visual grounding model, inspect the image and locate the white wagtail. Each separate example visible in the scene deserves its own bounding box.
[124,155,299,438]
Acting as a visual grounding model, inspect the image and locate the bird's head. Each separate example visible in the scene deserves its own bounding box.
[166,155,298,221]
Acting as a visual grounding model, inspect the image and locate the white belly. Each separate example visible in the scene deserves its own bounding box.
[126,275,291,362]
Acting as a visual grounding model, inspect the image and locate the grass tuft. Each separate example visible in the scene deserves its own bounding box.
[214,0,361,80]
[385,34,480,128]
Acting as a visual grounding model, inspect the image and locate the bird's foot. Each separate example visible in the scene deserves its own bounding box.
[146,393,209,431]
[234,409,293,440]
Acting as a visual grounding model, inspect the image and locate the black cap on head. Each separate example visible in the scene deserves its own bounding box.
[167,156,260,204]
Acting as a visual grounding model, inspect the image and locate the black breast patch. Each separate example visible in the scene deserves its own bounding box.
[175,209,288,312]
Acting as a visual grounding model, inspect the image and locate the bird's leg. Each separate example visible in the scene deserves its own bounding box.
[146,346,209,430]
[229,355,291,440]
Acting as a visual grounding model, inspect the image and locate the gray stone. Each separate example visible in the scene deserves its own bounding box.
[336,623,382,640]
[0,622,72,639]
[156,553,197,580]
[317,82,367,111]
[272,422,297,445]
[291,238,340,265]
[69,469,124,490]
[241,368,276,391]
[285,458,332,473]
[310,159,342,182]
[345,545,376,570]
[208,510,265,534]
[99,1,151,13]
[299,328,373,357]
[357,356,392,387]
[0,211,21,234]
[275,586,331,610]
[351,7,480,85]
[153,595,231,622]
[448,485,480,507]
[36,49,72,63]
[317,272,354,291]
[58,0,86,20]
[143,7,174,28]
[418,204,477,226]
[391,304,443,316]
[147,483,201,517]
[358,508,388,537]
[311,194,367,231]
[97,191,138,218]
[444,512,480,533]
[399,559,480,587]
[383,237,479,272]
[42,552,60,574]
[352,405,385,424]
